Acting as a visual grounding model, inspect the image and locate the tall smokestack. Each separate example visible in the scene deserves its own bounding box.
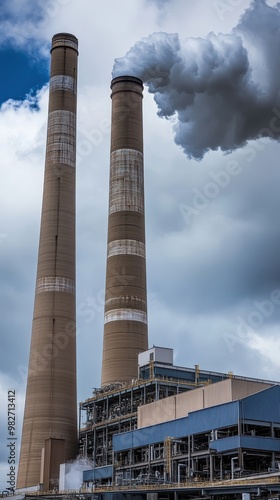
[101,76,148,386]
[17,33,78,490]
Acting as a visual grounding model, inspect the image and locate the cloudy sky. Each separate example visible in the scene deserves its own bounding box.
[1,0,280,490]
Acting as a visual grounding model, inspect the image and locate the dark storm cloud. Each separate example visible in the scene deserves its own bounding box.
[113,0,280,159]
[146,144,280,318]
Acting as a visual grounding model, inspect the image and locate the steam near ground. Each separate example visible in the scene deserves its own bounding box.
[63,458,93,490]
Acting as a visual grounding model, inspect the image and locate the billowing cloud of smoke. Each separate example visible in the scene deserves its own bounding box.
[113,0,280,159]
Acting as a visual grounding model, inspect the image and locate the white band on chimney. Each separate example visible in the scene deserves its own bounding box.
[52,38,78,52]
[104,309,147,324]
[109,149,144,214]
[36,277,75,294]
[50,75,77,94]
[47,110,76,168]
[105,297,147,309]
[107,239,145,258]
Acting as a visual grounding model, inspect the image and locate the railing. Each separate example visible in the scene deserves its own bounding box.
[80,377,208,406]
[25,474,280,497]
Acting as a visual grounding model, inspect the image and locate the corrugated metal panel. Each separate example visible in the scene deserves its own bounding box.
[113,417,188,451]
[242,385,280,423]
[209,436,240,452]
[114,389,280,453]
[83,469,94,482]
[113,386,280,454]
[208,435,280,453]
[83,465,113,481]
[240,435,280,451]
[113,401,239,451]
[154,366,194,381]
[187,401,239,433]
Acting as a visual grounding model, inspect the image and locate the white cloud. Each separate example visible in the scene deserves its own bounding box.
[247,328,280,379]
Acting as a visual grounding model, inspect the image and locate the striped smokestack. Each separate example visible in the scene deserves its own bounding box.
[101,76,148,386]
[17,33,78,490]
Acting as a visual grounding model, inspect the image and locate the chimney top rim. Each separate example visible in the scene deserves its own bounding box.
[51,33,78,53]
[111,75,143,89]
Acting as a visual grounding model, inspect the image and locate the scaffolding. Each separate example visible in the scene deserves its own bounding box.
[79,375,197,469]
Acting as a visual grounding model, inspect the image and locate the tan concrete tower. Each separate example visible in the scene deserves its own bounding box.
[17,33,78,490]
[101,76,148,386]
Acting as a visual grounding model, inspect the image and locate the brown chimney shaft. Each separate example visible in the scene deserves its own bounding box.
[17,33,78,490]
[101,76,148,386]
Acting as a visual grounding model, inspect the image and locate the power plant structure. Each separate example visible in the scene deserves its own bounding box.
[17,34,280,500]
[17,33,79,491]
[79,351,280,498]
[101,76,148,386]
[76,74,280,499]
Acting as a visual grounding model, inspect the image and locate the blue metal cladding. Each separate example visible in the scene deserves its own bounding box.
[113,386,280,453]
[113,417,188,451]
[240,436,280,452]
[209,436,241,452]
[187,401,239,433]
[83,469,94,482]
[210,435,280,453]
[113,401,239,452]
[242,385,280,423]
[83,465,113,482]
[154,366,195,381]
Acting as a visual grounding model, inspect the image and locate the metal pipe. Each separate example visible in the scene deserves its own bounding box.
[231,456,239,480]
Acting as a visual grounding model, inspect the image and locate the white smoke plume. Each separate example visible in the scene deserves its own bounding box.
[60,457,93,491]
[113,0,280,159]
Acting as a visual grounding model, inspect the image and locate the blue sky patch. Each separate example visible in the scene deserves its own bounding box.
[0,47,49,104]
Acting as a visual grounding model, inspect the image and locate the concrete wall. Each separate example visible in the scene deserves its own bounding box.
[231,378,271,401]
[137,378,272,428]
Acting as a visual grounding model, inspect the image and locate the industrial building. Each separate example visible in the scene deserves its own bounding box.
[78,347,280,498]
[17,33,280,500]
